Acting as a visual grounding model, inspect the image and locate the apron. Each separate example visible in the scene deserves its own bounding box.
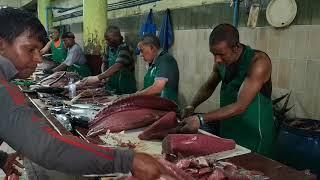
[105,48,136,95]
[144,53,178,103]
[218,45,276,158]
[67,64,91,77]
[50,39,67,63]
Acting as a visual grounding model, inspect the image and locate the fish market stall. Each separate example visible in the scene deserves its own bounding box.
[18,70,316,180]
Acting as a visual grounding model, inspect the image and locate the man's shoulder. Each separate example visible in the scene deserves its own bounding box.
[70,44,83,53]
[156,52,178,71]
[252,49,270,62]
[248,50,272,79]
[119,43,129,49]
[158,51,176,63]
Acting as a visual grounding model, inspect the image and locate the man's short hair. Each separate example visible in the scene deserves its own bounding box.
[105,25,121,36]
[50,28,59,34]
[0,7,47,44]
[209,24,239,47]
[140,34,160,49]
[62,32,75,39]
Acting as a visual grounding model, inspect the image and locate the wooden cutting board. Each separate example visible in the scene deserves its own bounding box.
[98,128,250,159]
[99,128,163,155]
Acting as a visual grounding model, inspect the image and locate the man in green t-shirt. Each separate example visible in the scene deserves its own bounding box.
[81,26,136,94]
[40,28,67,63]
[135,34,179,103]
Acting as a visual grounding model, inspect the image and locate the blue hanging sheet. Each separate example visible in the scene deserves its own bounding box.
[159,9,174,51]
[136,9,157,54]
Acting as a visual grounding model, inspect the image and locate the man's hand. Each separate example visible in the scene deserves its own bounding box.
[2,152,24,176]
[81,76,100,86]
[176,115,200,134]
[180,105,195,118]
[131,153,169,180]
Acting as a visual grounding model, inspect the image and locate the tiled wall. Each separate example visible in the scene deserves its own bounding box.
[133,25,320,120]
[70,23,84,48]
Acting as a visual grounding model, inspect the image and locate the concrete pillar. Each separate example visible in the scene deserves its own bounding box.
[83,0,107,55]
[37,0,51,31]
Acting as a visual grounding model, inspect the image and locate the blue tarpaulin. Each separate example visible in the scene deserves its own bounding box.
[159,9,174,51]
[136,9,157,54]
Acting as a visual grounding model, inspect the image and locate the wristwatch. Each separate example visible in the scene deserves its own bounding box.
[197,114,206,126]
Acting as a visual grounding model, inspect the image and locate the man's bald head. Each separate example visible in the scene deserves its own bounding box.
[104,25,123,48]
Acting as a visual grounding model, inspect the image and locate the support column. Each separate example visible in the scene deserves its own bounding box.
[83,0,107,55]
[37,0,52,31]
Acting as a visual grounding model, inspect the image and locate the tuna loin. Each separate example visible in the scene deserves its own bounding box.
[103,95,178,112]
[87,108,167,137]
[39,71,80,88]
[89,95,178,128]
[162,134,236,157]
[138,111,178,140]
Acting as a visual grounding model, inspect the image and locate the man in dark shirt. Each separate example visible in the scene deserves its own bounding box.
[81,26,137,94]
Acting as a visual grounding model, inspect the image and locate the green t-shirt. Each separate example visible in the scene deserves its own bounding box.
[144,51,179,102]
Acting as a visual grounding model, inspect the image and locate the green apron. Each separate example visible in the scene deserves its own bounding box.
[50,39,67,63]
[218,46,276,158]
[105,48,136,95]
[67,64,91,77]
[144,63,178,103]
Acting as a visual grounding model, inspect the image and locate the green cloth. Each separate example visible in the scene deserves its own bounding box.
[143,50,179,103]
[104,43,137,95]
[10,79,35,86]
[50,39,67,63]
[218,45,276,158]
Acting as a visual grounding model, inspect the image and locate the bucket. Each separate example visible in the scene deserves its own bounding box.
[276,118,320,178]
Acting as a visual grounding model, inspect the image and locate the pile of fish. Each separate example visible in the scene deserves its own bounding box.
[87,95,178,137]
[48,104,102,130]
[38,71,104,90]
[74,94,115,105]
[39,71,81,88]
[34,71,110,103]
[124,157,268,180]
[124,157,195,180]
[170,156,268,180]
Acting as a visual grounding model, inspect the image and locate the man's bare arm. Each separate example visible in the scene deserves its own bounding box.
[203,52,272,122]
